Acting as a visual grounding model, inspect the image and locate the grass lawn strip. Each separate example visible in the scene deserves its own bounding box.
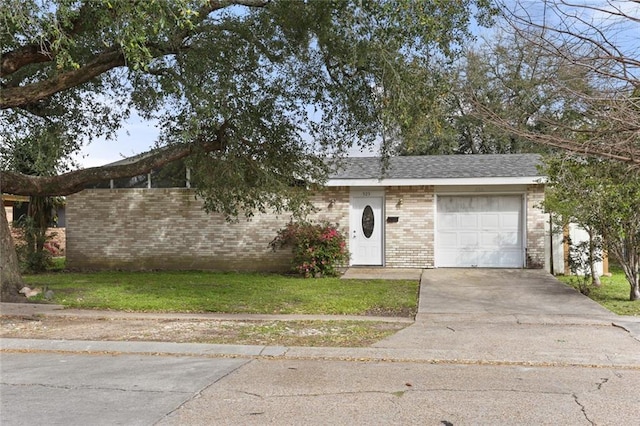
[0,316,407,347]
[557,267,640,316]
[23,271,419,317]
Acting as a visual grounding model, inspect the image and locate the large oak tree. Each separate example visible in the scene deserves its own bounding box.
[0,0,494,300]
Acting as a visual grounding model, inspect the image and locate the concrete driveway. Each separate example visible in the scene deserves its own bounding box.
[416,268,614,318]
[373,269,640,366]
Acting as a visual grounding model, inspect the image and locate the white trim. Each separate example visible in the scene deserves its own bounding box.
[434,184,528,193]
[349,187,385,198]
[327,176,544,187]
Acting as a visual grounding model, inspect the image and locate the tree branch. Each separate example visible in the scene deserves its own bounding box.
[0,45,52,77]
[0,140,223,196]
[0,49,126,109]
[1,0,272,109]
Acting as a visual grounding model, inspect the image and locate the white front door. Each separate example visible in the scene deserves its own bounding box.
[350,195,383,265]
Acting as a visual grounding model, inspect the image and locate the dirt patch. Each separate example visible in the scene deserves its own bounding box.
[0,316,407,347]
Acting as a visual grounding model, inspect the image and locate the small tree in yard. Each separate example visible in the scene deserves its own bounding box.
[566,237,603,296]
[543,156,640,301]
[270,222,349,278]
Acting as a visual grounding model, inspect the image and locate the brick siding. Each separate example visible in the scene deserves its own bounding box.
[526,184,546,268]
[66,188,348,271]
[384,186,434,268]
[66,184,546,271]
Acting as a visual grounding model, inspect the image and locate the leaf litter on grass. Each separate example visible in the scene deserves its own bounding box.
[0,316,408,347]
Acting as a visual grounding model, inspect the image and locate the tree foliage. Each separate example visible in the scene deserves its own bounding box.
[0,0,495,300]
[542,156,640,301]
[397,27,592,156]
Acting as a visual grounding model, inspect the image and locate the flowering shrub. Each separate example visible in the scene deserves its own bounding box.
[270,221,349,277]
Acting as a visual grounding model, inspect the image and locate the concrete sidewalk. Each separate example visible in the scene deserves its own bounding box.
[2,268,640,368]
[0,268,640,366]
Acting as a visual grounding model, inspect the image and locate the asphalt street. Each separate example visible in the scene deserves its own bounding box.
[2,269,640,425]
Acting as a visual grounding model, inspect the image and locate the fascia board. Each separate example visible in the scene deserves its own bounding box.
[325,176,546,187]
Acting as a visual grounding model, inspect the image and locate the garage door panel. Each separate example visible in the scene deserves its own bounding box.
[500,213,520,228]
[437,249,479,267]
[479,231,500,246]
[480,213,500,228]
[439,214,457,229]
[437,231,459,248]
[500,196,522,211]
[459,232,479,247]
[479,250,523,267]
[459,214,478,229]
[436,195,524,268]
[476,251,520,267]
[478,231,520,247]
[496,232,520,247]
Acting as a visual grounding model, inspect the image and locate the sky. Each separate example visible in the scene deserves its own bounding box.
[73,112,161,168]
[73,112,378,168]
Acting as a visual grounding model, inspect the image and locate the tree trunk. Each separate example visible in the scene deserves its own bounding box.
[611,243,640,302]
[631,282,640,301]
[588,229,601,287]
[0,204,26,302]
[629,269,640,301]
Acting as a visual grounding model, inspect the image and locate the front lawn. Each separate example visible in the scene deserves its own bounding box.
[557,268,640,316]
[23,271,419,317]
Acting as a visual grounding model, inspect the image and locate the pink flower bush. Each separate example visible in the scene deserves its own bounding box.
[270,221,349,277]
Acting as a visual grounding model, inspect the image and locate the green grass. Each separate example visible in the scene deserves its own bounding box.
[557,268,640,316]
[48,257,66,272]
[23,270,419,316]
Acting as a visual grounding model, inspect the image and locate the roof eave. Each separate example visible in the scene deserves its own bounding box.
[325,176,546,187]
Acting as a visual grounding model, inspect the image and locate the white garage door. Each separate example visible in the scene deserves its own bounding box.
[436,195,524,268]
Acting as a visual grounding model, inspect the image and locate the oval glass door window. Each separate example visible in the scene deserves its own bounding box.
[362,205,374,238]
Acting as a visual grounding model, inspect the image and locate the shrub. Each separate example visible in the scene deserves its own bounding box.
[13,215,54,273]
[270,221,349,277]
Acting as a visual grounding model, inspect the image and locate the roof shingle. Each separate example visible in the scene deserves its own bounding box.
[328,154,543,180]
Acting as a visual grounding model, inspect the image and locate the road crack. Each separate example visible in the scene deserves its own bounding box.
[595,377,609,390]
[572,393,595,426]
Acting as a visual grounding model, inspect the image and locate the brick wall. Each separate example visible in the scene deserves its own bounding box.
[526,184,546,268]
[384,186,435,268]
[66,188,348,272]
[67,184,546,271]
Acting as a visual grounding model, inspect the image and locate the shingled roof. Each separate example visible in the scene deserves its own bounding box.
[328,154,543,180]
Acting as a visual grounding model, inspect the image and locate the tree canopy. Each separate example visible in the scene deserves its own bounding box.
[397,30,567,156]
[1,0,495,208]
